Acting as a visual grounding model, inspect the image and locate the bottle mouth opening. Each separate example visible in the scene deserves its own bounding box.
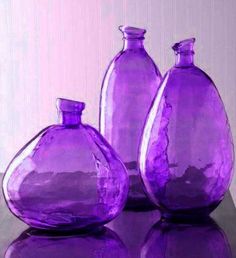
[172,38,195,54]
[56,98,85,113]
[119,25,146,39]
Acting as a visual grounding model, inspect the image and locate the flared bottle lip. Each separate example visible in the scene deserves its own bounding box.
[119,25,146,39]
[172,38,196,54]
[56,98,85,113]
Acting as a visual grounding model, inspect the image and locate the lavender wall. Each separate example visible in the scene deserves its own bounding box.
[0,0,236,202]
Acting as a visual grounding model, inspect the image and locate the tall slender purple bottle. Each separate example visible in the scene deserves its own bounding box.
[100,26,162,210]
[139,38,234,218]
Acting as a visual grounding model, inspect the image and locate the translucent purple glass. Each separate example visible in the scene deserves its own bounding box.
[3,98,128,231]
[100,26,162,210]
[5,227,128,258]
[139,38,234,218]
[142,220,232,258]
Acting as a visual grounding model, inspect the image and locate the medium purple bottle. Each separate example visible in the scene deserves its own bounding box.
[139,38,234,218]
[100,26,162,210]
[3,98,128,231]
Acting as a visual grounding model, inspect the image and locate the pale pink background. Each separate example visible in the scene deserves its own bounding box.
[0,0,236,202]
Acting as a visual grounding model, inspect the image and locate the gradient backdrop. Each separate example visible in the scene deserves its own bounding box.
[0,0,236,203]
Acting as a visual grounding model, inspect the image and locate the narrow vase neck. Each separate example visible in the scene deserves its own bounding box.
[175,52,194,67]
[60,112,81,126]
[173,38,196,67]
[119,26,146,50]
[57,98,85,127]
[123,39,144,50]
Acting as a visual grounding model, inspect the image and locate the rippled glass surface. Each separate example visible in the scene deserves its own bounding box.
[139,38,234,218]
[3,99,128,231]
[100,26,162,210]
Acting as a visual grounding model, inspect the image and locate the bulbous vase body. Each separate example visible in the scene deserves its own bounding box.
[139,38,234,218]
[5,227,128,258]
[3,99,128,231]
[100,26,162,210]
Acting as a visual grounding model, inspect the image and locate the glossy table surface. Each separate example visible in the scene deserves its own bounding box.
[1,178,236,258]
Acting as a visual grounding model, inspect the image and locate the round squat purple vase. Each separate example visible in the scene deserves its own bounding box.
[100,26,162,210]
[139,38,234,219]
[3,98,128,231]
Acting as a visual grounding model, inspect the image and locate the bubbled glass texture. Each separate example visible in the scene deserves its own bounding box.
[139,38,234,218]
[3,99,128,231]
[100,26,162,209]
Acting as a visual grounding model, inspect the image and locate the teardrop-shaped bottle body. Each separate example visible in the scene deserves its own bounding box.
[3,98,129,231]
[100,26,162,210]
[139,38,234,218]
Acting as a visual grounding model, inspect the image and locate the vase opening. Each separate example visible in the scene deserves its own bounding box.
[119,25,146,49]
[172,38,195,67]
[57,98,85,126]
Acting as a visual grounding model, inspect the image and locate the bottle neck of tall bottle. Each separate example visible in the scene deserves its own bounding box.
[123,39,144,50]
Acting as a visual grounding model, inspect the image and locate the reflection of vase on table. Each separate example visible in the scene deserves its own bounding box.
[141,219,232,258]
[5,227,128,258]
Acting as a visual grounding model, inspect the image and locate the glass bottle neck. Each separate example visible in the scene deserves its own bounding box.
[123,39,144,50]
[175,52,194,67]
[60,111,81,126]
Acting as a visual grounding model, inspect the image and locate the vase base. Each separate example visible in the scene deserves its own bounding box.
[161,207,219,223]
[160,201,220,223]
[161,212,212,224]
[124,197,157,211]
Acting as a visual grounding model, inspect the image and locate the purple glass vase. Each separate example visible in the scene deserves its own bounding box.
[141,220,232,258]
[5,227,128,258]
[100,26,162,210]
[139,38,234,218]
[3,98,128,231]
